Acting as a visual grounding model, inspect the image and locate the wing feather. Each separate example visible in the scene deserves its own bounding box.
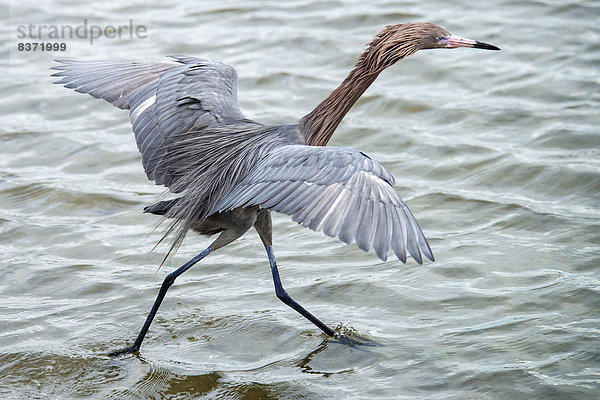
[373,204,389,261]
[54,56,247,189]
[308,184,345,231]
[355,199,375,252]
[212,145,433,263]
[52,60,175,109]
[402,207,422,264]
[261,181,304,209]
[321,187,352,237]
[391,207,408,263]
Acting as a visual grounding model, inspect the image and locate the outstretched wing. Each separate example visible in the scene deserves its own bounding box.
[51,60,175,109]
[212,145,434,263]
[52,56,246,187]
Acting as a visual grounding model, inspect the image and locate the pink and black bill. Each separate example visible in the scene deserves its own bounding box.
[439,34,500,51]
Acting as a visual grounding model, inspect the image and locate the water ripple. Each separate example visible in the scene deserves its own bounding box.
[1,0,599,399]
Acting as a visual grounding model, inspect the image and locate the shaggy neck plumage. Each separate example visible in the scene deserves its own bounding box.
[300,65,379,146]
[300,28,420,146]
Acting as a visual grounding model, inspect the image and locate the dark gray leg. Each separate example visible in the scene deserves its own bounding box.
[108,248,211,356]
[254,210,335,337]
[109,227,250,356]
[266,245,335,337]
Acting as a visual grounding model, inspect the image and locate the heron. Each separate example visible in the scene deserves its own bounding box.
[52,22,499,356]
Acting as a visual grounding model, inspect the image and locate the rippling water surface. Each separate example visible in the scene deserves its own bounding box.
[1,0,599,398]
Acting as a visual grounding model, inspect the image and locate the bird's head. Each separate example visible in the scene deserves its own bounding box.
[358,22,500,73]
[416,22,500,51]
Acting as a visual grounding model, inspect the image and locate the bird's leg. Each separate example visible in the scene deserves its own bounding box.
[254,211,336,337]
[267,246,336,337]
[108,248,211,356]
[108,227,248,357]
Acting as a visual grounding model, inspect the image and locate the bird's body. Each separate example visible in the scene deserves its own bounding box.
[52,22,499,355]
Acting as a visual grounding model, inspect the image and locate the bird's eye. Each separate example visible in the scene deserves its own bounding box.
[436,36,444,41]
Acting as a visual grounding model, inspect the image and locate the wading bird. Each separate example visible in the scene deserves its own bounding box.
[52,22,499,355]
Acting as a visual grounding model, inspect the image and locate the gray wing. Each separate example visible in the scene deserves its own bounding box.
[51,60,175,109]
[212,145,434,264]
[52,56,246,187]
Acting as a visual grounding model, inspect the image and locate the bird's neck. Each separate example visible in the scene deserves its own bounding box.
[300,64,380,146]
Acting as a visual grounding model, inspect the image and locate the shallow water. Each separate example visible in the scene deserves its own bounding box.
[1,0,599,398]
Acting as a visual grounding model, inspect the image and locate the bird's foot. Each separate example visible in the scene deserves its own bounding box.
[328,324,381,348]
[330,333,380,347]
[108,344,139,357]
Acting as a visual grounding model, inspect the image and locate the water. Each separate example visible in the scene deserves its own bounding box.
[1,0,599,398]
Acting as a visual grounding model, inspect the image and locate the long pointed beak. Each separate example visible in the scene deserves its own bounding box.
[440,34,500,51]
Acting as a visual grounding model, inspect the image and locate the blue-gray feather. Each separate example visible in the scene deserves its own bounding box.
[211,145,433,263]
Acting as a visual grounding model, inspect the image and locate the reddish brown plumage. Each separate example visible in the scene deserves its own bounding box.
[301,22,452,147]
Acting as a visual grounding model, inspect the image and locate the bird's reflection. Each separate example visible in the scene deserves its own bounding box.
[296,323,382,376]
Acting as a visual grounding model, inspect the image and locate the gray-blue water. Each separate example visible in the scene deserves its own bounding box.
[1,0,599,398]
